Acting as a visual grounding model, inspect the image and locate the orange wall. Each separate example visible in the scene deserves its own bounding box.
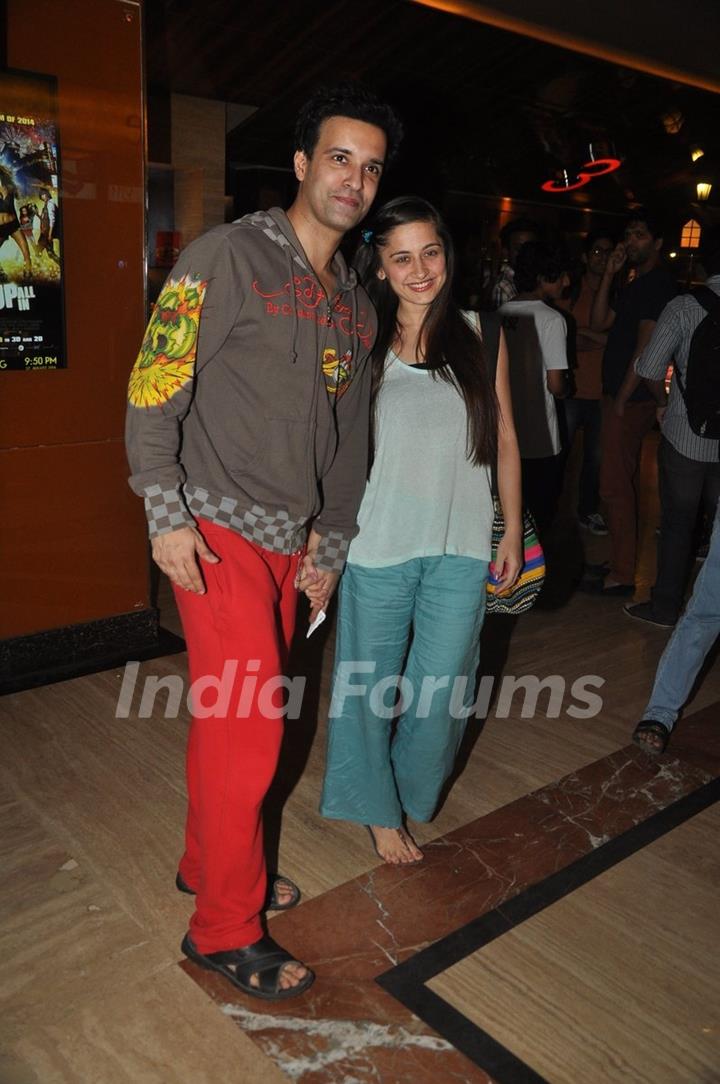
[0,0,150,637]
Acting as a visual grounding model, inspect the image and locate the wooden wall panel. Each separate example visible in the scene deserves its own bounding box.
[1,0,150,638]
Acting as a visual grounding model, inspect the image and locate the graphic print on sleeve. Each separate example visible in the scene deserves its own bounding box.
[128,273,207,408]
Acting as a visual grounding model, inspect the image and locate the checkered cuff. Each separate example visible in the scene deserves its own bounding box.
[144,484,195,537]
[313,530,350,573]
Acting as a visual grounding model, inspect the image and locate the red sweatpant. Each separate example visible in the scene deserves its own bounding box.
[172,519,299,953]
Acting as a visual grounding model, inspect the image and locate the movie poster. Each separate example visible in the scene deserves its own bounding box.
[0,70,64,371]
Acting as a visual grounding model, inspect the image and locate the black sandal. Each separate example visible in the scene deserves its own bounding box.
[175,871,301,911]
[181,933,314,1000]
[632,719,671,756]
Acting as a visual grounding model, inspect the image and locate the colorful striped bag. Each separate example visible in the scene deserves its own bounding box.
[472,308,545,614]
[486,499,545,615]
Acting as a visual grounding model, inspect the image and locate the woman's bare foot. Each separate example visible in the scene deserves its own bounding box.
[367,825,424,864]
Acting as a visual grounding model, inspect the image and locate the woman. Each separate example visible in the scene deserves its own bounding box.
[0,167,32,278]
[318,196,522,865]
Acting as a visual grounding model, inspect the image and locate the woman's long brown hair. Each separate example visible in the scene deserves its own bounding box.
[355,196,498,468]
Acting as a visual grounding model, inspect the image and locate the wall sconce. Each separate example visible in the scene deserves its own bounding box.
[690,146,705,162]
[697,182,713,202]
[661,108,684,134]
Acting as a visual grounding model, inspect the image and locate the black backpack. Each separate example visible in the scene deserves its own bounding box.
[675,286,720,439]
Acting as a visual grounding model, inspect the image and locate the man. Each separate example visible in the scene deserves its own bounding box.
[632,498,720,755]
[491,217,540,309]
[500,241,570,535]
[38,187,59,264]
[559,229,615,535]
[586,209,678,595]
[625,226,720,627]
[125,84,402,999]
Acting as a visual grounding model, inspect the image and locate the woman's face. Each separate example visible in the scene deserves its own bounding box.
[377,220,447,309]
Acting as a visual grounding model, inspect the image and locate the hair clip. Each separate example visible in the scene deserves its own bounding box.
[361,228,374,244]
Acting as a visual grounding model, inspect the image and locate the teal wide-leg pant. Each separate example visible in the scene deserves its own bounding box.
[320,555,489,826]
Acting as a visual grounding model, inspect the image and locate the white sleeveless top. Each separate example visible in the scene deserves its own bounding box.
[347,317,494,568]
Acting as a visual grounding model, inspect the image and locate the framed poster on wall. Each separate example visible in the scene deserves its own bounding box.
[0,68,64,371]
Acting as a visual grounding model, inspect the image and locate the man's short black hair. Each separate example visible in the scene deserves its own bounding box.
[500,217,541,248]
[625,206,666,240]
[294,83,403,166]
[700,224,720,277]
[514,241,570,293]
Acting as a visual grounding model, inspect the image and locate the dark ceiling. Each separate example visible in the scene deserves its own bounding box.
[145,0,719,222]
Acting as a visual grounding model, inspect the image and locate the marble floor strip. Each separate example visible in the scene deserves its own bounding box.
[180,704,719,1084]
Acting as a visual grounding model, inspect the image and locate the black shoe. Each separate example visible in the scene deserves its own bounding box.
[578,579,634,597]
[176,870,301,911]
[623,602,675,629]
[579,512,609,536]
[583,560,610,577]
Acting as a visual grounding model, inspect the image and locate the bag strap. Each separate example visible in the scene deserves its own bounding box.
[691,286,720,322]
[478,310,501,496]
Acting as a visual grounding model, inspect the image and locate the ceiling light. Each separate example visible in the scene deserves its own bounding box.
[541,171,588,193]
[580,157,622,177]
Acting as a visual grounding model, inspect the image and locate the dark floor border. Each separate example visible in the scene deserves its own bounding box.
[0,612,185,696]
[377,775,720,1084]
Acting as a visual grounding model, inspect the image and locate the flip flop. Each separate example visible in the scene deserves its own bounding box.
[176,871,301,911]
[182,933,314,1001]
[632,719,671,756]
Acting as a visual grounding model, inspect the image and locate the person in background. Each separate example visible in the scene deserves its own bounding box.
[320,196,522,865]
[586,208,678,596]
[626,225,720,628]
[559,229,615,535]
[500,241,570,535]
[491,217,540,309]
[632,499,720,755]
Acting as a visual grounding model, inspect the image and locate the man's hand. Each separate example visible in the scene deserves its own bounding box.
[607,242,627,276]
[296,528,341,621]
[151,525,219,593]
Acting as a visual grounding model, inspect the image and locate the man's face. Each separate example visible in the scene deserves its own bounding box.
[293,116,387,235]
[586,238,614,276]
[624,221,662,267]
[508,230,538,269]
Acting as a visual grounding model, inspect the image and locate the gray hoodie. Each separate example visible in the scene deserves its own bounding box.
[125,208,375,571]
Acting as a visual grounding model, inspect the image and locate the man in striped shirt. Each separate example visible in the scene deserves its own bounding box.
[625,226,720,628]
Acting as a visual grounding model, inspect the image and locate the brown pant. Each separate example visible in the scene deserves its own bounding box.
[600,396,656,584]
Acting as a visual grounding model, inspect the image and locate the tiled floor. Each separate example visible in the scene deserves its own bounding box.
[181,708,720,1083]
[3,431,719,1083]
